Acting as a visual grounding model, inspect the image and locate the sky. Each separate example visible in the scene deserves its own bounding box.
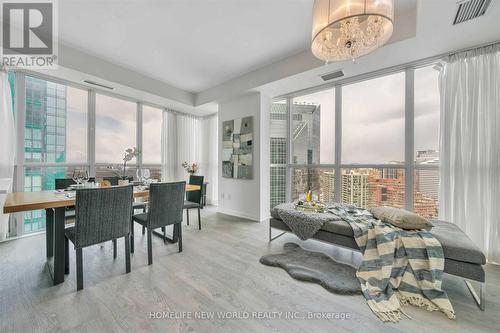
[292,65,440,165]
[65,86,87,163]
[65,90,163,165]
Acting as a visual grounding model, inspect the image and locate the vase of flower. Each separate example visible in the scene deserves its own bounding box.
[182,161,199,177]
[107,147,140,184]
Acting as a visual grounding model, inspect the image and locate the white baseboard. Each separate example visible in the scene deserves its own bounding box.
[259,215,271,222]
[217,208,263,222]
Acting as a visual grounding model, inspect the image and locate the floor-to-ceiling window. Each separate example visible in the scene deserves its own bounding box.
[342,73,405,210]
[291,89,335,204]
[95,94,137,178]
[271,64,441,219]
[23,76,88,233]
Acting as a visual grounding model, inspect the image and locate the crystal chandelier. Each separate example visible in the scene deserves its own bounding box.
[311,0,394,62]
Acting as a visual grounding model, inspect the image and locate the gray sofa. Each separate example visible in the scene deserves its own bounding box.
[269,212,486,310]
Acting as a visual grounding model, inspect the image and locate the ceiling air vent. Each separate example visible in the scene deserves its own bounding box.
[320,70,344,82]
[82,80,115,90]
[453,0,491,25]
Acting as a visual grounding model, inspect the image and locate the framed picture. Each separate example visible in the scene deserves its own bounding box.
[222,116,253,179]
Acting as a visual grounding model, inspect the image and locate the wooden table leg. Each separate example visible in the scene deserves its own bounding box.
[45,208,54,258]
[47,207,66,285]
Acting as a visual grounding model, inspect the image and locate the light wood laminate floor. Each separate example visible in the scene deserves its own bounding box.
[1,206,499,332]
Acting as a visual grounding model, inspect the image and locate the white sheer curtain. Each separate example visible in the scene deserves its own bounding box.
[0,70,15,241]
[176,114,202,180]
[161,110,218,204]
[161,110,177,181]
[439,44,500,264]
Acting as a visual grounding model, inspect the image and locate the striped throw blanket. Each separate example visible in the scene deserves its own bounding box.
[330,204,455,322]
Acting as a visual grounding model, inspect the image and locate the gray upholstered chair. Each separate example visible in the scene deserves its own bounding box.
[131,181,186,265]
[103,175,147,232]
[64,185,133,290]
[55,177,96,190]
[184,175,204,230]
[55,177,95,221]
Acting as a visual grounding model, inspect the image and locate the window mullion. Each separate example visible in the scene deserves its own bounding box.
[405,68,415,211]
[88,89,96,177]
[334,85,342,202]
[137,102,143,168]
[285,97,292,202]
[13,72,26,236]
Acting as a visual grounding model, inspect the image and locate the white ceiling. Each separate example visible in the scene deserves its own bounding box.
[60,0,315,93]
[32,0,500,115]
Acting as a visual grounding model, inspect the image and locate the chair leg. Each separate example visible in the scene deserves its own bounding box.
[113,239,117,259]
[64,236,70,274]
[147,229,153,265]
[186,209,190,225]
[76,248,83,291]
[198,207,201,230]
[178,223,183,253]
[162,226,166,244]
[125,235,131,273]
[141,207,146,234]
[130,220,135,254]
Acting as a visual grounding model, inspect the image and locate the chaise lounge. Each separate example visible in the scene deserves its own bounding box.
[269,210,486,310]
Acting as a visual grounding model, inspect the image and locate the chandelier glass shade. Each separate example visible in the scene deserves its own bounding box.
[311,0,394,62]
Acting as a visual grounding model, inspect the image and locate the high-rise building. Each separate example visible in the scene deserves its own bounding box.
[270,137,287,208]
[342,171,369,208]
[416,149,439,163]
[291,103,320,165]
[269,102,321,208]
[291,103,321,200]
[416,150,439,201]
[23,77,67,232]
[320,171,335,204]
[369,170,405,209]
[269,103,288,209]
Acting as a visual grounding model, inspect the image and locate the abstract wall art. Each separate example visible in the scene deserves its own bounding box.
[222,116,253,179]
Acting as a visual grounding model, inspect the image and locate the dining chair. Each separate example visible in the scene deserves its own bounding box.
[64,185,133,291]
[103,176,147,233]
[55,177,96,190]
[131,181,186,265]
[184,175,204,230]
[55,177,95,221]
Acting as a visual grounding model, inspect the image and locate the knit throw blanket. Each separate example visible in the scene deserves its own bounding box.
[330,204,455,322]
[274,203,341,240]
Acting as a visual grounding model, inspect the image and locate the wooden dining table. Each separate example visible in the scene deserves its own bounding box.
[3,184,200,286]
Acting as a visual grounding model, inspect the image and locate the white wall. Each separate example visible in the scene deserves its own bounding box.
[218,92,270,222]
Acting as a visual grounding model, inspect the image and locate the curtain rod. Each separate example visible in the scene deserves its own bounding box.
[448,41,500,58]
[164,109,217,120]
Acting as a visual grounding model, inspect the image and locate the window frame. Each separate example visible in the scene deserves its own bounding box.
[272,63,440,214]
